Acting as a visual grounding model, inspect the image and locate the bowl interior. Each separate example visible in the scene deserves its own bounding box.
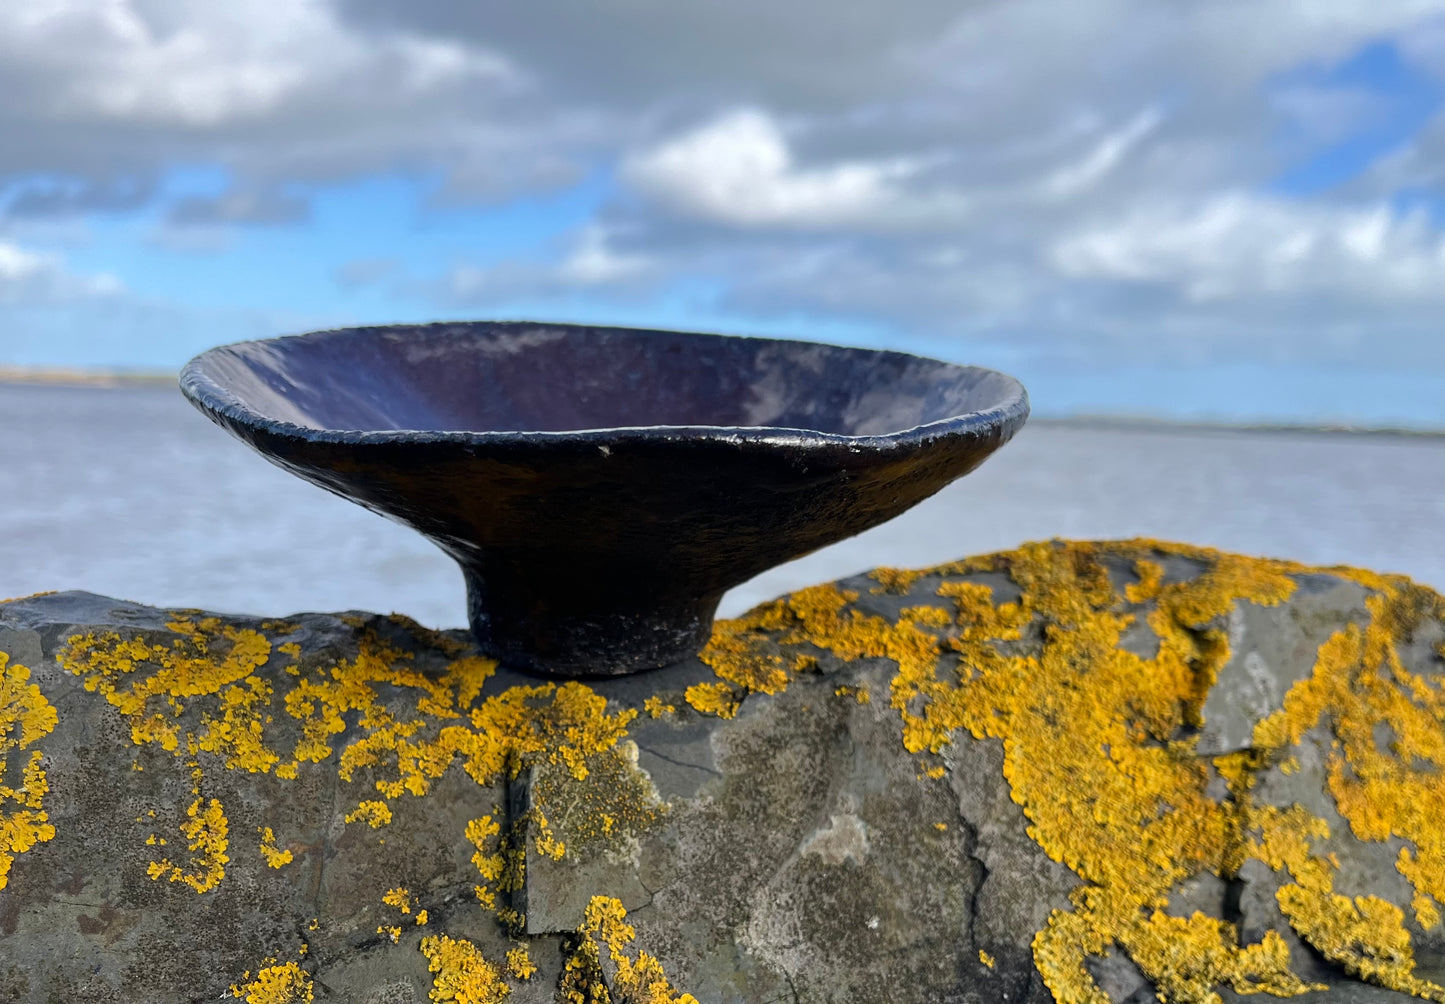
[193,322,1017,438]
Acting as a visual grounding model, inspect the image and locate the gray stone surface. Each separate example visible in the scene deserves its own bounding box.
[2,541,1445,1003]
[1196,575,1370,756]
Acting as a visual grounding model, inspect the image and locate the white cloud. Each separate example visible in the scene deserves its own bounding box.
[0,243,47,283]
[554,225,652,284]
[625,109,926,228]
[0,0,543,202]
[1039,108,1164,199]
[1050,195,1445,303]
[0,240,123,304]
[1,0,508,128]
[438,225,656,304]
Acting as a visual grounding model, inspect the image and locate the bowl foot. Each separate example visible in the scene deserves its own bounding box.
[463,567,721,677]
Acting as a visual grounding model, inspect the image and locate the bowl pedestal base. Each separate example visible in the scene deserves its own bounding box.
[462,563,722,677]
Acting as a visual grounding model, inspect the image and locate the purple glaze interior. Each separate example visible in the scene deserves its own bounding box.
[194,322,1017,438]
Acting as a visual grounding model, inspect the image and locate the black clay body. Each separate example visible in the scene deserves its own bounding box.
[180,322,1029,676]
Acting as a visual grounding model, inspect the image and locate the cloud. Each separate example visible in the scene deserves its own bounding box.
[439,225,656,304]
[0,240,123,305]
[624,110,926,228]
[1,2,508,128]
[333,0,966,110]
[1051,194,1445,304]
[166,188,310,227]
[1039,109,1164,199]
[0,0,542,208]
[4,176,158,218]
[0,0,1441,402]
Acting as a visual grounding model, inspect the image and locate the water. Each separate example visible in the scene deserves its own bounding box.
[2,381,1441,627]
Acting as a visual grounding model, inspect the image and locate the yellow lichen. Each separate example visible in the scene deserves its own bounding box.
[505,946,536,980]
[258,826,292,868]
[683,681,739,719]
[561,896,698,1004]
[346,800,392,828]
[230,961,313,1004]
[30,538,1445,1003]
[420,934,510,1003]
[0,652,58,890]
[532,806,566,861]
[383,886,413,913]
[63,617,274,769]
[1125,559,1165,603]
[147,796,229,893]
[464,813,526,918]
[693,595,800,704]
[979,949,996,969]
[56,616,638,922]
[870,566,929,594]
[697,539,1445,1002]
[416,909,429,926]
[1248,577,1445,997]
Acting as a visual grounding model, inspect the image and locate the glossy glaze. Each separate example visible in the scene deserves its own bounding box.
[180,321,1028,676]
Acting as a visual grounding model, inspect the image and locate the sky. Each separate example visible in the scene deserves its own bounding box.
[1,1,1443,427]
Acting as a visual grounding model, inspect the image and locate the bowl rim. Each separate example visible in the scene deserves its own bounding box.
[179,320,1030,450]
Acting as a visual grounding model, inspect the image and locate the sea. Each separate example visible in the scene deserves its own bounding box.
[2,380,1442,626]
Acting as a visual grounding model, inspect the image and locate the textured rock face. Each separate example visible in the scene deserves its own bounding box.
[2,539,1445,1004]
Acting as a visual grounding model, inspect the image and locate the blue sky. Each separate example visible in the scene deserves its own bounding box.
[1,2,1442,427]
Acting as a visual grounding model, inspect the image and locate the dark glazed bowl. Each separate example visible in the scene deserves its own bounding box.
[180,321,1028,676]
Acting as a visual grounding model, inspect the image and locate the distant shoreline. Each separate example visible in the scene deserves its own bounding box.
[1025,416,1445,440]
[0,366,176,388]
[1,367,1440,439]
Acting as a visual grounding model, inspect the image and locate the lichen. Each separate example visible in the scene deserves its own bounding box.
[870,566,929,595]
[420,934,510,1003]
[686,539,1445,1002]
[345,800,392,828]
[230,961,313,1004]
[258,826,292,868]
[63,616,273,767]
[505,946,536,980]
[530,739,664,867]
[559,896,698,1004]
[683,681,738,719]
[147,796,229,893]
[1250,579,1445,996]
[21,538,1445,1003]
[0,651,57,890]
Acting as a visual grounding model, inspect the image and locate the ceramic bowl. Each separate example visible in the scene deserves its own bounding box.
[180,321,1028,676]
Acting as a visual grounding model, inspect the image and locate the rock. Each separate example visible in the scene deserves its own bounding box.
[2,538,1444,1004]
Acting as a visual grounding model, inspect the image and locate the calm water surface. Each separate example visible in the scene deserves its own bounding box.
[2,382,1441,625]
